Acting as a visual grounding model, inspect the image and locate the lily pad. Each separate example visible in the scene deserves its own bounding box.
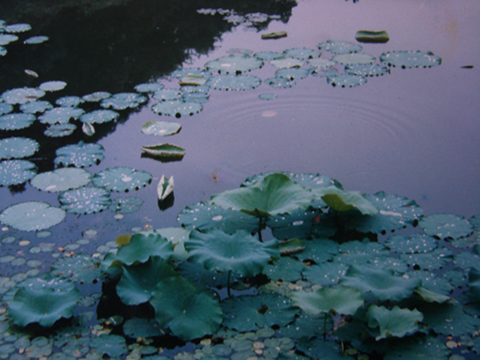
[0,159,37,186]
[92,166,152,192]
[265,77,296,88]
[419,214,473,239]
[4,23,31,33]
[54,141,105,168]
[151,100,202,117]
[263,256,305,282]
[82,91,111,102]
[134,82,165,92]
[39,81,67,92]
[152,89,182,101]
[307,58,336,70]
[205,54,263,74]
[141,143,185,161]
[0,113,36,130]
[90,334,127,358]
[318,40,362,54]
[59,187,112,214]
[333,53,376,65]
[254,51,283,60]
[0,201,65,231]
[345,63,390,77]
[109,196,143,213]
[270,58,304,69]
[39,107,84,124]
[44,123,77,137]
[123,318,163,339]
[100,92,146,110]
[283,47,321,60]
[79,109,119,124]
[24,35,49,44]
[51,254,102,284]
[355,30,390,43]
[327,73,367,87]
[206,74,262,91]
[275,68,311,80]
[0,33,18,45]
[1,87,45,104]
[0,137,39,160]
[20,100,53,114]
[385,234,438,254]
[380,50,442,68]
[0,102,13,115]
[31,168,91,192]
[55,97,83,107]
[171,68,212,80]
[302,261,349,286]
[141,120,182,136]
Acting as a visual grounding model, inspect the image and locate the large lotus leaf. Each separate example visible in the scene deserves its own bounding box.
[39,81,67,92]
[181,85,210,103]
[176,260,233,289]
[275,68,311,80]
[313,186,377,215]
[109,196,143,214]
[291,286,363,316]
[39,107,84,124]
[332,53,376,65]
[327,73,367,88]
[341,265,421,302]
[380,50,441,68]
[264,77,296,88]
[318,40,362,54]
[407,271,454,296]
[155,227,191,261]
[123,317,163,339]
[44,123,76,137]
[92,166,152,192]
[141,120,182,136]
[177,201,259,234]
[134,82,165,92]
[116,256,179,305]
[56,95,85,107]
[283,47,321,60]
[89,334,127,358]
[419,214,473,239]
[206,74,261,90]
[59,187,112,214]
[51,254,102,284]
[385,234,438,254]
[270,58,304,69]
[413,286,450,304]
[205,54,263,74]
[221,294,298,332]
[338,238,387,257]
[383,335,449,360]
[0,113,36,130]
[366,305,423,340]
[31,168,91,192]
[295,238,339,263]
[1,87,45,104]
[79,109,119,124]
[54,141,104,168]
[20,100,53,114]
[185,229,279,277]
[0,137,38,160]
[114,232,174,265]
[100,92,146,110]
[0,159,37,186]
[211,173,314,217]
[151,101,202,117]
[0,201,65,231]
[151,276,222,341]
[263,256,305,282]
[8,279,81,327]
[242,171,343,190]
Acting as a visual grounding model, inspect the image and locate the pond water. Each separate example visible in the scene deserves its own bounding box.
[0,0,480,359]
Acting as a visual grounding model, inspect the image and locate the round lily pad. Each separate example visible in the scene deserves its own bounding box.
[152,89,182,101]
[318,40,362,54]
[31,168,92,192]
[100,92,146,110]
[419,214,473,239]
[270,58,304,69]
[59,187,112,214]
[253,51,283,60]
[206,75,261,91]
[170,67,212,79]
[345,63,390,77]
[307,58,336,70]
[0,159,37,186]
[79,109,119,124]
[141,120,182,136]
[380,50,442,68]
[332,53,376,65]
[24,35,49,44]
[39,107,84,124]
[151,100,203,117]
[44,123,77,138]
[0,201,66,231]
[205,54,263,74]
[39,81,67,92]
[20,100,53,114]
[51,254,102,284]
[92,166,152,192]
[1,87,45,104]
[327,73,367,88]
[385,234,438,254]
[54,141,104,168]
[0,113,36,130]
[0,137,39,160]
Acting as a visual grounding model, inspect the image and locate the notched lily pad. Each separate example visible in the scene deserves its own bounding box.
[270,58,304,69]
[39,81,67,92]
[141,143,185,161]
[54,141,105,168]
[419,214,473,239]
[39,107,84,124]
[275,68,311,80]
[20,100,53,114]
[206,74,261,91]
[380,50,442,68]
[151,100,202,117]
[0,201,66,231]
[283,47,321,60]
[1,87,45,104]
[58,186,112,214]
[0,137,39,160]
[92,166,152,192]
[265,77,296,88]
[44,123,76,138]
[332,53,376,65]
[345,63,390,77]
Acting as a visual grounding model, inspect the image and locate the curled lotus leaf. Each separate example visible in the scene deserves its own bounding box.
[92,166,152,192]
[141,120,182,136]
[275,68,311,80]
[20,100,53,114]
[79,109,119,124]
[0,201,66,231]
[157,175,174,201]
[1,87,45,104]
[345,63,390,77]
[0,113,36,131]
[366,305,423,340]
[0,137,39,160]
[59,187,112,214]
[283,47,321,60]
[39,81,67,92]
[206,74,261,91]
[185,229,279,277]
[114,232,174,265]
[24,35,49,44]
[31,168,91,192]
[313,186,377,215]
[82,91,111,102]
[134,82,165,92]
[39,107,84,124]
[151,100,202,117]
[355,30,390,43]
[419,214,473,239]
[155,227,191,261]
[44,123,76,137]
[380,50,442,68]
[54,141,104,168]
[179,74,208,86]
[327,73,367,87]
[205,54,263,74]
[318,40,362,54]
[100,92,146,110]
[0,159,37,186]
[265,77,296,88]
[332,53,376,65]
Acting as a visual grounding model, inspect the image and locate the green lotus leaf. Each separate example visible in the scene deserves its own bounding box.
[0,33,18,45]
[176,260,233,289]
[385,234,438,254]
[292,286,363,316]
[221,294,298,332]
[413,286,451,303]
[20,100,53,114]
[263,256,305,282]
[295,238,339,263]
[31,168,91,192]
[312,68,339,78]
[54,141,104,168]
[100,92,146,110]
[44,123,76,137]
[79,109,119,124]
[327,73,367,88]
[141,120,182,136]
[0,46,6,56]
[51,254,102,284]
[205,54,263,74]
[283,47,322,60]
[211,173,314,217]
[185,229,279,277]
[141,143,185,161]
[0,113,36,130]
[380,50,442,68]
[151,100,203,117]
[366,305,423,340]
[275,68,311,80]
[56,95,84,107]
[383,335,449,360]
[0,159,37,186]
[39,107,84,124]
[151,276,222,341]
[278,313,334,339]
[0,137,39,160]
[134,82,165,92]
[0,201,65,231]
[24,35,49,44]
[92,166,152,192]
[123,317,163,339]
[408,271,455,296]
[264,77,296,88]
[355,30,390,43]
[307,58,336,70]
[114,232,174,265]
[116,256,179,305]
[90,334,127,358]
[419,213,473,239]
[270,58,304,69]
[109,196,143,214]
[254,51,283,60]
[4,23,31,33]
[0,102,13,115]
[82,91,111,102]
[155,227,191,261]
[59,187,112,214]
[8,279,81,327]
[313,186,377,215]
[39,81,67,92]
[152,89,182,101]
[181,85,210,103]
[345,63,390,77]
[318,40,362,54]
[333,53,376,65]
[341,265,421,302]
[1,87,45,104]
[206,74,261,90]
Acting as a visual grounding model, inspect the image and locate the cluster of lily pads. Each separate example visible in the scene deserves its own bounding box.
[2,172,480,359]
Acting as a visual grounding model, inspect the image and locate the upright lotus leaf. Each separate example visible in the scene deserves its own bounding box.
[116,256,179,305]
[0,201,65,231]
[327,73,367,88]
[59,187,112,214]
[341,265,421,302]
[141,120,182,136]
[205,54,263,74]
[211,173,314,218]
[291,286,363,316]
[318,40,362,54]
[114,232,174,265]
[157,175,174,200]
[100,92,146,110]
[44,123,76,138]
[1,87,45,104]
[413,286,451,304]
[39,107,84,124]
[355,30,390,43]
[31,168,91,192]
[156,227,191,261]
[8,279,81,327]
[0,137,39,160]
[150,276,222,341]
[0,159,37,186]
[39,81,67,92]
[54,141,105,168]
[366,305,423,340]
[82,122,95,136]
[242,172,343,191]
[419,214,473,239]
[185,229,279,277]
[0,113,36,130]
[79,109,119,124]
[92,166,152,192]
[141,143,185,161]
[151,100,202,117]
[206,74,262,91]
[380,50,441,68]
[313,186,377,215]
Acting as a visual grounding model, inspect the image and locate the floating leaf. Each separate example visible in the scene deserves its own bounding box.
[0,159,37,186]
[39,107,84,124]
[44,123,76,137]
[345,63,390,77]
[318,40,362,54]
[270,58,304,69]
[307,58,336,70]
[333,53,376,65]
[302,261,349,286]
[134,82,165,92]
[383,335,449,360]
[141,120,182,136]
[265,77,296,88]
[54,141,105,168]
[90,334,127,358]
[355,30,390,43]
[24,35,49,44]
[327,73,367,87]
[100,92,146,110]
[0,33,18,45]
[123,318,163,339]
[0,113,36,130]
[419,214,473,239]
[259,93,277,100]
[0,137,39,160]
[92,166,152,192]
[380,50,442,68]
[20,100,53,114]
[114,232,174,265]
[4,23,31,33]
[152,89,182,101]
[1,87,45,104]
[59,187,112,214]
[263,256,305,282]
[157,175,174,201]
[206,74,262,91]
[171,68,212,80]
[366,305,423,340]
[254,51,283,60]
[385,234,438,254]
[51,254,102,284]
[283,47,321,60]
[275,68,311,80]
[31,168,91,192]
[79,109,119,124]
[0,102,13,115]
[205,54,263,74]
[151,100,202,117]
[39,81,67,92]
[141,143,185,161]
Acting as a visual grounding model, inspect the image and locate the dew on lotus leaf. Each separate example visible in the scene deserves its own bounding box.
[80,109,120,124]
[345,63,390,77]
[0,159,37,186]
[307,58,336,70]
[31,167,92,192]
[275,68,311,80]
[134,82,165,93]
[380,50,442,68]
[20,100,53,114]
[253,51,283,60]
[108,196,143,214]
[0,137,39,160]
[39,107,84,125]
[56,96,85,107]
[332,53,376,65]
[59,187,112,214]
[0,201,66,232]
[54,141,104,168]
[0,113,36,131]
[82,91,111,102]
[23,35,49,44]
[1,87,45,104]
[92,166,152,192]
[205,54,263,74]
[4,23,31,33]
[39,81,67,92]
[0,34,18,46]
[270,57,303,69]
[259,93,277,100]
[44,123,77,138]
